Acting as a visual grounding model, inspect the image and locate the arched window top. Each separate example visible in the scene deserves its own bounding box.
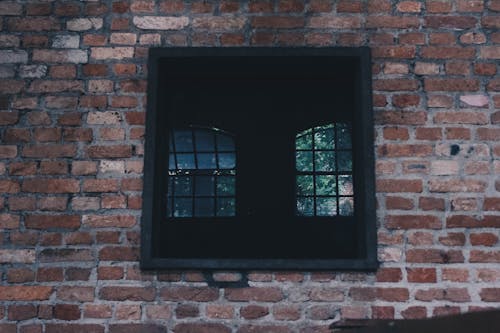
[295,122,354,217]
[169,127,235,171]
[167,127,236,218]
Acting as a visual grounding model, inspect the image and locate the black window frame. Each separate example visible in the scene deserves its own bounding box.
[141,47,377,270]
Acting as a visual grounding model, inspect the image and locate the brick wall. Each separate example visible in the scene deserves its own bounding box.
[0,0,499,332]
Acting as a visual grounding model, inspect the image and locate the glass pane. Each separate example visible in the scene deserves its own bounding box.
[167,198,172,217]
[174,198,192,217]
[218,153,235,169]
[169,154,176,170]
[167,177,173,196]
[195,129,215,152]
[337,151,352,171]
[317,197,337,216]
[297,175,314,196]
[337,123,352,149]
[195,198,214,217]
[217,198,235,216]
[176,153,195,169]
[339,197,354,216]
[339,175,353,195]
[197,153,217,169]
[297,197,314,216]
[315,151,335,172]
[174,130,194,152]
[195,176,214,196]
[296,133,312,150]
[316,175,336,195]
[216,133,235,152]
[217,176,235,196]
[173,176,192,196]
[314,124,334,150]
[296,151,313,171]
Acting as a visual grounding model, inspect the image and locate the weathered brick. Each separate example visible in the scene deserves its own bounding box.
[225,287,283,302]
[0,286,52,301]
[23,179,79,193]
[386,215,441,229]
[46,324,103,333]
[25,215,80,230]
[174,323,230,333]
[100,286,155,301]
[133,16,189,30]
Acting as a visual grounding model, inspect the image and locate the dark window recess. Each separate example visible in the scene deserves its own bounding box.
[142,48,377,270]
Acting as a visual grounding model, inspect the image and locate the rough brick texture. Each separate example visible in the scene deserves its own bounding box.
[0,0,499,331]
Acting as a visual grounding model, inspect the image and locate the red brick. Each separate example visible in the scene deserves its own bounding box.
[37,267,63,282]
[386,215,441,229]
[83,179,119,193]
[240,305,269,319]
[374,79,419,91]
[87,145,133,158]
[8,304,37,321]
[408,269,438,284]
[480,288,500,302]
[439,232,466,246]
[401,306,427,319]
[415,127,442,140]
[425,78,479,91]
[99,246,138,261]
[377,179,422,193]
[429,179,487,193]
[65,267,91,281]
[9,197,36,211]
[23,179,79,193]
[57,286,94,302]
[4,128,30,143]
[84,304,112,319]
[0,286,52,301]
[392,94,420,108]
[159,286,218,301]
[422,46,475,59]
[8,17,60,31]
[174,323,230,333]
[442,268,469,282]
[40,249,92,262]
[251,16,304,28]
[376,268,402,282]
[98,267,124,280]
[22,144,76,158]
[0,214,20,229]
[45,324,104,333]
[406,249,464,263]
[83,215,135,228]
[482,16,500,29]
[366,16,419,29]
[7,268,35,283]
[100,286,154,302]
[225,287,283,302]
[368,0,392,13]
[385,196,413,210]
[375,111,426,125]
[425,16,477,29]
[419,197,445,211]
[0,145,17,158]
[429,32,455,45]
[378,144,432,157]
[470,233,499,246]
[475,63,497,76]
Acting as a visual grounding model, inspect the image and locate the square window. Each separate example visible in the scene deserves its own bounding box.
[142,48,377,270]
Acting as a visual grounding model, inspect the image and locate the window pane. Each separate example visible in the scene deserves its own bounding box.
[296,133,312,150]
[296,151,313,171]
[195,129,215,152]
[337,123,352,149]
[174,198,192,217]
[217,198,235,216]
[217,176,235,196]
[337,151,352,172]
[297,175,314,196]
[316,175,336,195]
[177,153,196,169]
[174,130,194,152]
[316,197,337,216]
[216,133,235,152]
[167,177,173,196]
[197,153,217,169]
[195,198,214,217]
[315,151,335,172]
[195,176,214,196]
[297,197,314,216]
[218,153,236,169]
[169,154,176,170]
[314,124,334,150]
[173,176,192,196]
[339,175,353,195]
[339,197,354,216]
